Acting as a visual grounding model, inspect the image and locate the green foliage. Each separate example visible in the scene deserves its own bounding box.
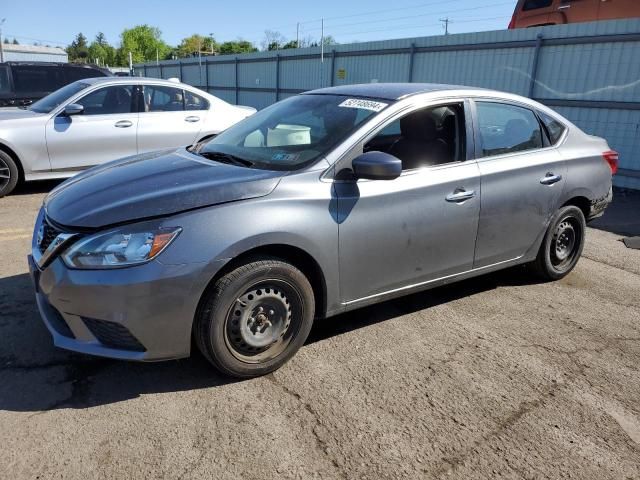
[88,32,116,66]
[176,34,218,58]
[218,40,258,55]
[117,25,171,64]
[12,38,19,45]
[67,33,89,62]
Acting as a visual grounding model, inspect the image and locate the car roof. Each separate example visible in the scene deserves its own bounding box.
[81,76,183,85]
[305,83,486,100]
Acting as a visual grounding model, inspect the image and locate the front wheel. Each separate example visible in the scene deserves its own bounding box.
[529,205,586,281]
[195,258,315,378]
[0,151,19,198]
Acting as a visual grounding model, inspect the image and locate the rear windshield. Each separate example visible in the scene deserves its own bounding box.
[29,81,89,113]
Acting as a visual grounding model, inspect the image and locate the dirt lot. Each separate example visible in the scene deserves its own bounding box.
[1,183,639,480]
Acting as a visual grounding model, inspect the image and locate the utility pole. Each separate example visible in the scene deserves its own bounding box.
[209,33,215,54]
[439,17,452,35]
[128,51,133,75]
[320,18,324,63]
[296,22,300,48]
[0,19,6,63]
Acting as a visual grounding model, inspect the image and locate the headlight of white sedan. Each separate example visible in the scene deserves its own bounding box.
[62,227,181,269]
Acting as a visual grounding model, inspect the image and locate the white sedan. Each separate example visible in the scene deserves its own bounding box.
[0,77,256,196]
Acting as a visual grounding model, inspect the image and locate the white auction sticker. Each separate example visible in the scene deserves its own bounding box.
[338,98,388,112]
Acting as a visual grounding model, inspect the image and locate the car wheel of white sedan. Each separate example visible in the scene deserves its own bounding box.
[0,151,19,198]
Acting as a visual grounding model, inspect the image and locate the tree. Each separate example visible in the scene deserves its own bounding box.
[117,25,170,65]
[218,40,258,55]
[12,38,19,44]
[176,34,218,58]
[2,38,7,44]
[262,30,286,51]
[310,35,339,48]
[67,32,89,62]
[282,40,299,49]
[87,32,116,66]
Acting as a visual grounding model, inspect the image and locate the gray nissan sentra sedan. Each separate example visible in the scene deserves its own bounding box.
[28,83,616,378]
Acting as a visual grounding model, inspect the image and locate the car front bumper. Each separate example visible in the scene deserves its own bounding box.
[28,253,219,361]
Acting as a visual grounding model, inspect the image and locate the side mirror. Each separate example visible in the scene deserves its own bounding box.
[63,103,84,116]
[352,151,402,180]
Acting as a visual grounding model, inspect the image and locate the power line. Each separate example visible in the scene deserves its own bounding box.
[298,1,513,33]
[331,15,510,39]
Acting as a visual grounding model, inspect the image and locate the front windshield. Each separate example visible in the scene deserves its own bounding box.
[201,94,390,170]
[29,81,89,113]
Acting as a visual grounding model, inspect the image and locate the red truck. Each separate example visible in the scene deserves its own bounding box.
[509,0,640,29]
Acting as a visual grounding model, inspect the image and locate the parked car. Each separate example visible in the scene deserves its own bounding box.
[0,61,111,108]
[0,77,256,196]
[509,0,640,28]
[28,83,615,378]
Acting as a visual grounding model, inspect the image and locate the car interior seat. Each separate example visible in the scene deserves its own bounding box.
[389,110,449,169]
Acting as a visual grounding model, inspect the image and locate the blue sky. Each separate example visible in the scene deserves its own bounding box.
[2,0,516,48]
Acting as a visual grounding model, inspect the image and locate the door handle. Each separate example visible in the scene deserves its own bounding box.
[446,189,476,203]
[114,120,133,128]
[540,173,563,185]
[185,116,200,123]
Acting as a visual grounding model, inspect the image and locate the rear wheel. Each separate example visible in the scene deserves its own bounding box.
[0,150,19,198]
[195,258,315,378]
[529,205,586,280]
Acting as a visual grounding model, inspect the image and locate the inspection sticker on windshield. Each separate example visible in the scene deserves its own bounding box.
[338,98,388,112]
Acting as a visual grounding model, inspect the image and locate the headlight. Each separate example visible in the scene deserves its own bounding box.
[62,226,181,269]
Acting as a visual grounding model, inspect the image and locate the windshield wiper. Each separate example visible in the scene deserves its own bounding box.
[198,151,255,168]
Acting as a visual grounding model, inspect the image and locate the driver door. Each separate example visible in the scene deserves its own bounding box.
[45,84,138,171]
[336,101,481,305]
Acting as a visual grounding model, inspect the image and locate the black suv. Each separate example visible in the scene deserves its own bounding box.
[0,62,112,107]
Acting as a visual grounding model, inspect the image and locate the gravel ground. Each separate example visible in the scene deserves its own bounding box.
[1,183,639,480]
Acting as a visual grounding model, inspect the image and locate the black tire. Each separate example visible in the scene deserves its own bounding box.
[529,205,586,281]
[195,258,315,378]
[0,150,19,198]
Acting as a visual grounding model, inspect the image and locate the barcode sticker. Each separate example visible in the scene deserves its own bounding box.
[338,98,388,112]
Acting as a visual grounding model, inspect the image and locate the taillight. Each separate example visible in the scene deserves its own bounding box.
[602,150,618,175]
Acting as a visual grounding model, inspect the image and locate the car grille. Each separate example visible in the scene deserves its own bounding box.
[82,317,147,352]
[39,219,63,254]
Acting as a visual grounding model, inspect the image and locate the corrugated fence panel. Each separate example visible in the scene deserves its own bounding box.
[535,41,640,101]
[209,63,236,88]
[280,58,326,90]
[135,18,640,188]
[413,48,534,95]
[238,61,276,89]
[181,64,203,86]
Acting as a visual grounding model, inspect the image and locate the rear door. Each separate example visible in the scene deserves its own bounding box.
[45,84,138,171]
[136,85,208,153]
[472,100,566,268]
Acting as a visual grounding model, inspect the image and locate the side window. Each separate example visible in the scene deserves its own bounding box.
[538,111,566,145]
[76,85,134,115]
[11,66,64,94]
[476,102,543,157]
[143,85,184,112]
[0,66,10,94]
[523,0,554,11]
[364,103,465,170]
[184,90,209,110]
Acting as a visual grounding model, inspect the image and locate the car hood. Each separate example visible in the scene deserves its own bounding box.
[0,108,44,121]
[44,148,285,229]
